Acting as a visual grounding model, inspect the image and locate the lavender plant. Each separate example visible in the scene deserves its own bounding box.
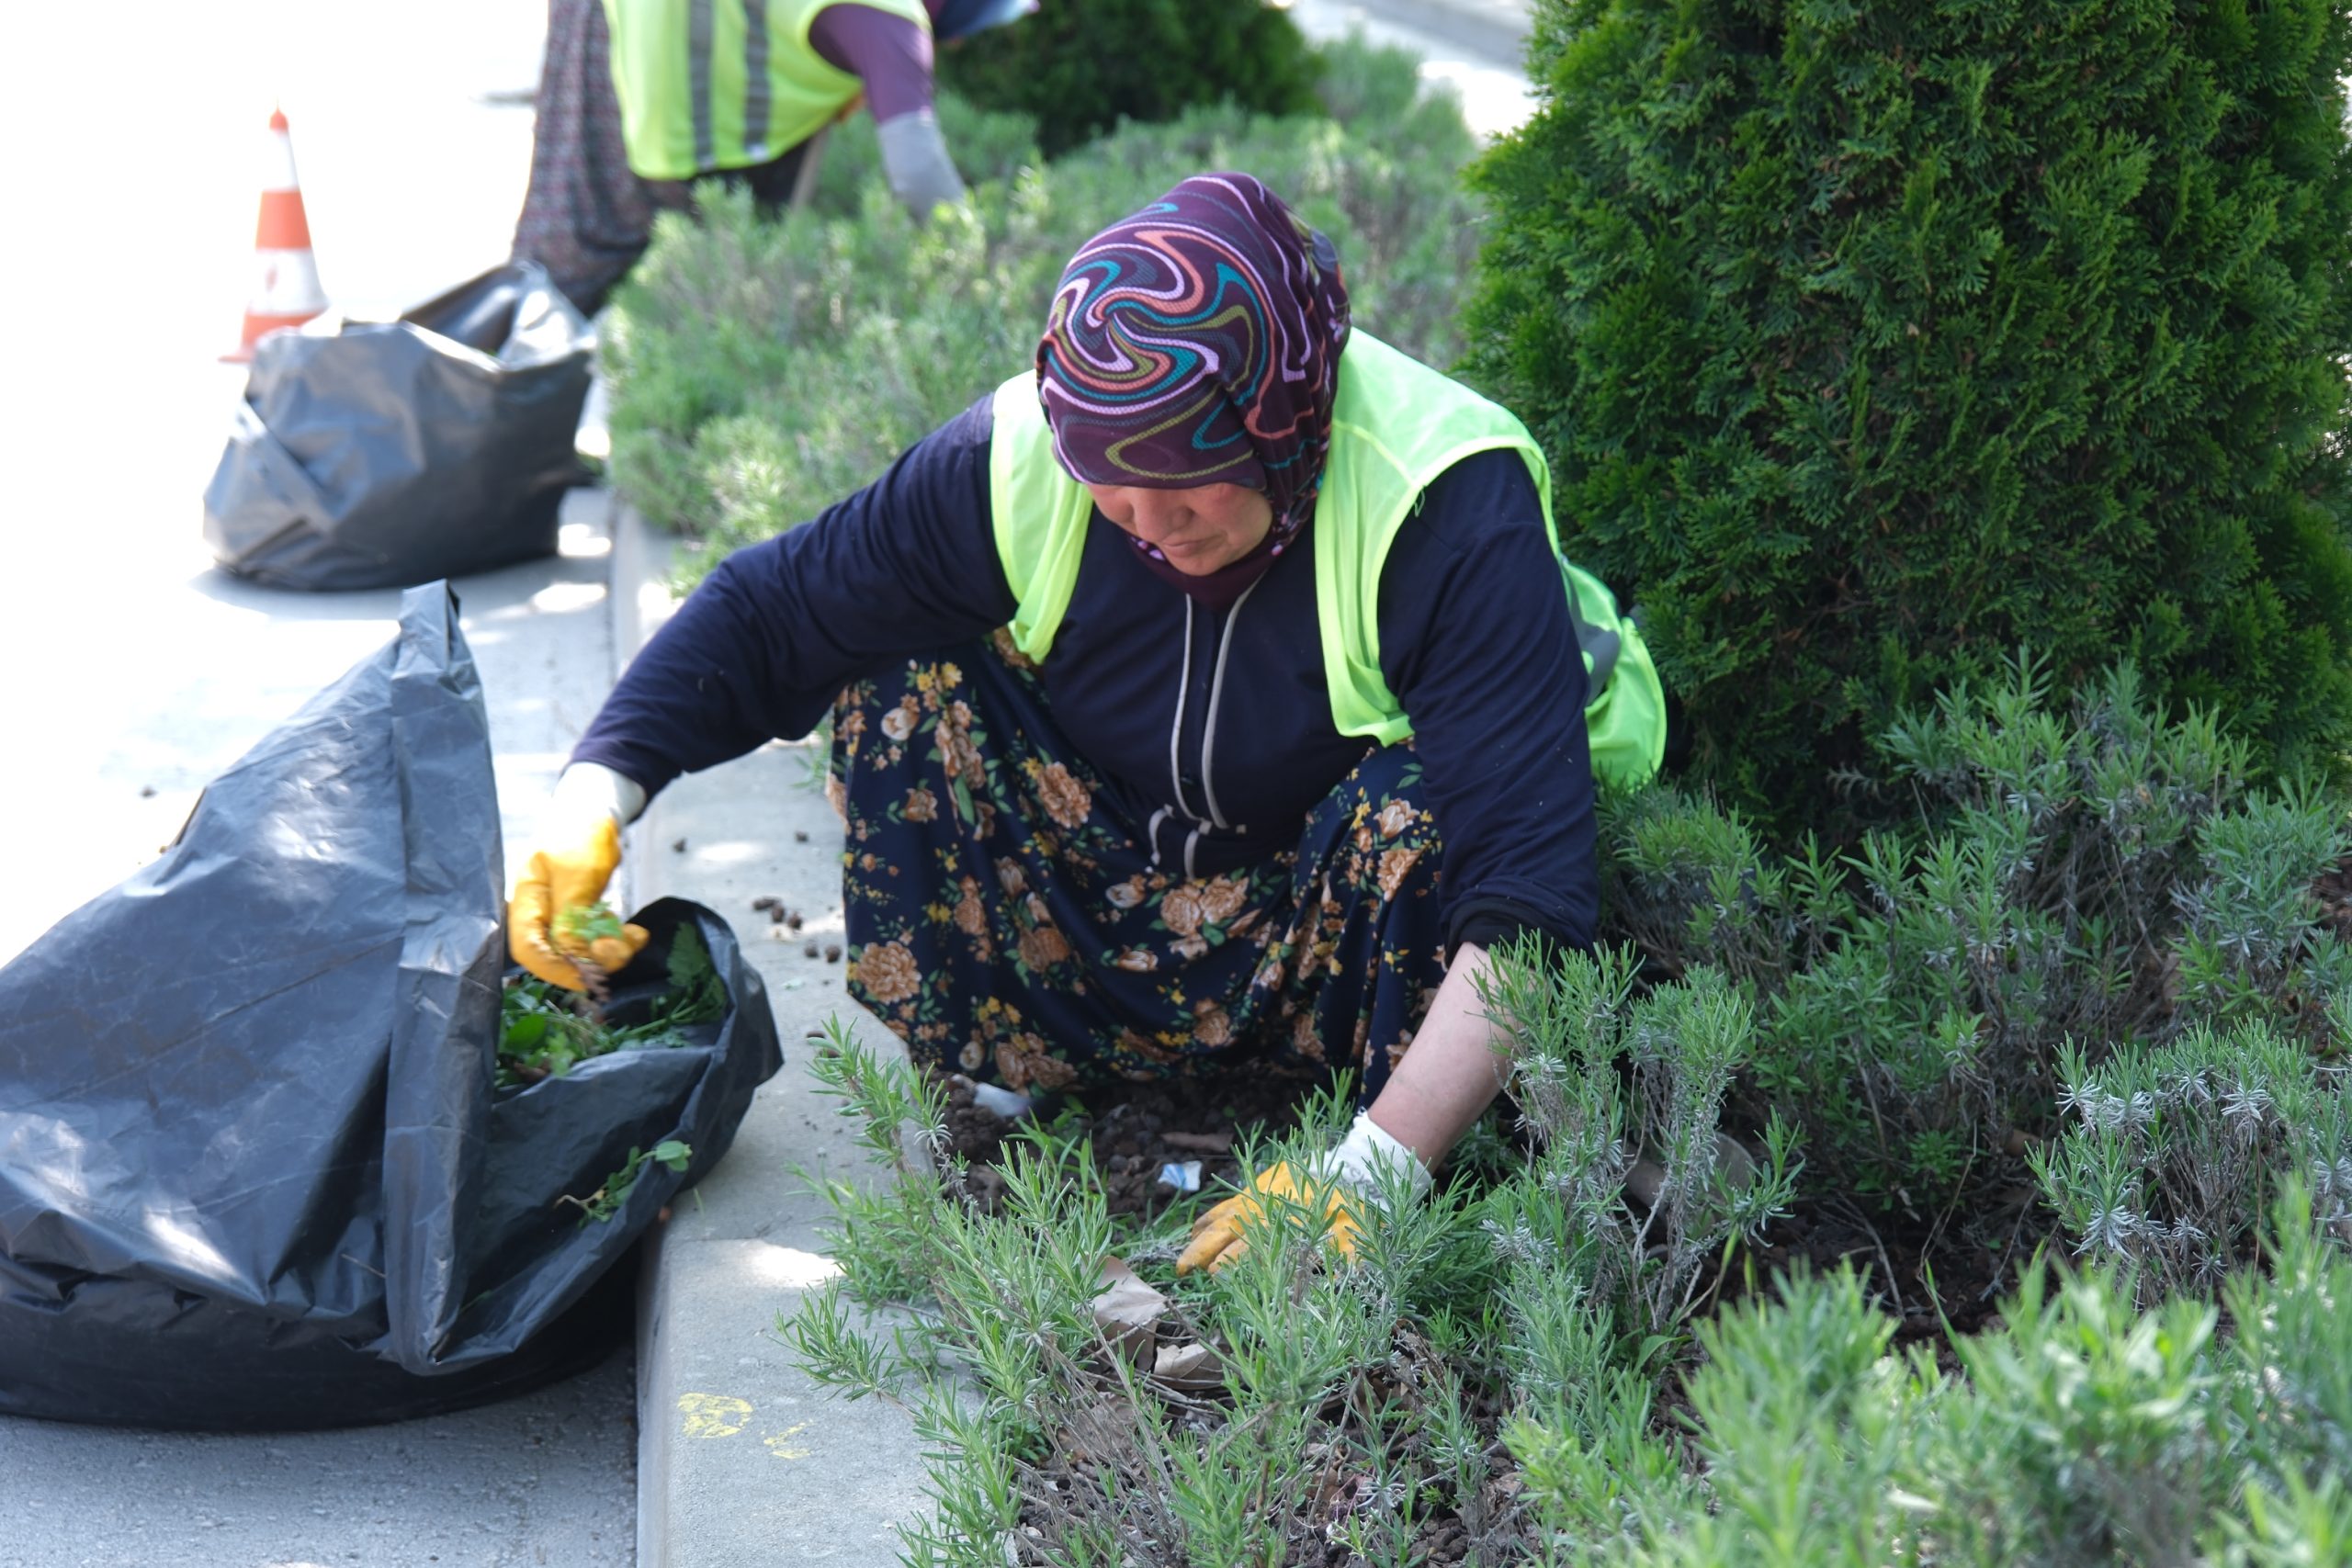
[786,1019,1528,1566]
[1603,660,2352,1219]
[1476,942,1799,1352]
[2034,1024,2352,1301]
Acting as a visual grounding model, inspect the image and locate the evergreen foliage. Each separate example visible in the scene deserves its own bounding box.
[938,0,1322,157]
[789,1021,2352,1563]
[1467,0,2352,820]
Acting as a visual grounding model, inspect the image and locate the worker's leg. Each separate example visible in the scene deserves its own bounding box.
[829,639,1451,1106]
[510,0,681,315]
[1247,743,1451,1111]
[733,136,818,216]
[830,632,1296,1096]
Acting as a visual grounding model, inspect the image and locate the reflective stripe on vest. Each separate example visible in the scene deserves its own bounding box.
[987,333,1669,789]
[601,0,931,180]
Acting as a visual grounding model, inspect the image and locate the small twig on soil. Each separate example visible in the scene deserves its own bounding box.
[1918,1139,1979,1265]
[1983,1192,2036,1302]
[1160,1130,1234,1154]
[1830,1195,1908,1320]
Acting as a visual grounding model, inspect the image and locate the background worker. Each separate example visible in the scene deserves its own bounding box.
[509,173,1666,1268]
[512,0,1032,314]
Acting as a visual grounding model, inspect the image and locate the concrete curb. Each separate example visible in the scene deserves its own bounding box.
[610,504,933,1567]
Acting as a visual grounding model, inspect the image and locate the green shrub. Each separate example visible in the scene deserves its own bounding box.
[2034,1021,2352,1303]
[1600,659,2352,1223]
[605,44,1484,580]
[1466,0,2352,821]
[781,941,1776,1567]
[1476,942,1798,1356]
[939,0,1321,157]
[1543,1190,2352,1564]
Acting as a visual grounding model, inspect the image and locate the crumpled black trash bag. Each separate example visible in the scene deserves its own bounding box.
[0,585,781,1429]
[202,263,595,592]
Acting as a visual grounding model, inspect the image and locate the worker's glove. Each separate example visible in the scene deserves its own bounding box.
[1175,1111,1430,1275]
[507,763,651,990]
[876,108,969,220]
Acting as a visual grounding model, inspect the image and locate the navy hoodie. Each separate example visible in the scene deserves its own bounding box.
[574,393,1600,955]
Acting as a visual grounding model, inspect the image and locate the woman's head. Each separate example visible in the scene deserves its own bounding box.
[1080,480,1273,576]
[1035,173,1351,594]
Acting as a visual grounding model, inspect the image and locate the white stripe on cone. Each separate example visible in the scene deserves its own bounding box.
[248,246,327,315]
[262,126,300,193]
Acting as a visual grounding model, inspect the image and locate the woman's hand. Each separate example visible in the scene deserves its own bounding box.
[1173,1110,1431,1274]
[506,764,650,989]
[1174,944,1511,1273]
[1174,1160,1363,1275]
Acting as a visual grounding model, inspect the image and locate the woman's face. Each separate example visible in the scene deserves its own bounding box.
[1084,482,1273,575]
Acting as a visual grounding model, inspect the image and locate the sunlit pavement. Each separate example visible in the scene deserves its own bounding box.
[0,6,639,1567]
[0,2,553,966]
[1290,0,1536,138]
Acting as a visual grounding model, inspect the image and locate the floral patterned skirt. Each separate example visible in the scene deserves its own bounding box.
[830,633,1452,1107]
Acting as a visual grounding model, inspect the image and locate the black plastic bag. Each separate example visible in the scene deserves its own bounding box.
[202,264,595,592]
[0,586,780,1429]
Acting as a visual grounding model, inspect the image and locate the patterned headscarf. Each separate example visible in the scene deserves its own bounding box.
[1036,173,1351,601]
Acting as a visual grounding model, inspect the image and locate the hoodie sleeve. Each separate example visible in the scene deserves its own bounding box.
[1376,447,1600,958]
[571,394,1013,795]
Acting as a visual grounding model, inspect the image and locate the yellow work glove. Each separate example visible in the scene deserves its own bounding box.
[1176,1162,1363,1276]
[1174,1112,1430,1276]
[507,765,652,990]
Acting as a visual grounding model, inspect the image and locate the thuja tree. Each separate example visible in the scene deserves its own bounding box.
[1466,0,2352,819]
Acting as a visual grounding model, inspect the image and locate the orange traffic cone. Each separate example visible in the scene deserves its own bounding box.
[224,107,328,362]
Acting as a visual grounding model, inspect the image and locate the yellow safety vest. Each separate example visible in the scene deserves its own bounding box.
[600,0,932,180]
[987,333,1668,788]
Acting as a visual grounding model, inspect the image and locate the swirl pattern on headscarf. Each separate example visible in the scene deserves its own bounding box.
[1035,173,1351,566]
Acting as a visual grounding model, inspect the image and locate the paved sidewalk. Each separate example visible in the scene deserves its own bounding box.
[610,513,930,1568]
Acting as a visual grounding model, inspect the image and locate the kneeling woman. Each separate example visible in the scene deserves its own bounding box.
[510,173,1664,1269]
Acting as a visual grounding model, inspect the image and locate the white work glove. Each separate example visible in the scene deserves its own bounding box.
[876,108,969,220]
[1327,1111,1435,1201]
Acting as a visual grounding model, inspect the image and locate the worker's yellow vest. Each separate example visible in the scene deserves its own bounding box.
[987,333,1668,788]
[601,0,931,180]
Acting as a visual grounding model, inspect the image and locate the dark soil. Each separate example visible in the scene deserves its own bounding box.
[2315,854,2352,943]
[1746,1188,2036,1352]
[943,1075,2042,1336]
[943,1072,1315,1218]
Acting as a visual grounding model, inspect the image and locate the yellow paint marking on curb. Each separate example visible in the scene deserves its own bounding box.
[677,1392,753,1438]
[764,1420,815,1460]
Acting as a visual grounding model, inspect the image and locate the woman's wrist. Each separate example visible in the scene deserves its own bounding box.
[1326,1110,1430,1199]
